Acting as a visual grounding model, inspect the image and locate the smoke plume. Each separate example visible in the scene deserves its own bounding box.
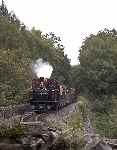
[33,59,53,78]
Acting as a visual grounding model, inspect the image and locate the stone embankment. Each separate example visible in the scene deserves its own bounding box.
[0,103,78,150]
[0,102,117,150]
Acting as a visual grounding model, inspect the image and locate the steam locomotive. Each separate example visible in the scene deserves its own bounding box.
[29,77,76,113]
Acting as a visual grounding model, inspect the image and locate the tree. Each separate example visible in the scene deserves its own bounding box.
[78,29,117,111]
[0,1,72,105]
[0,49,32,105]
[0,0,8,16]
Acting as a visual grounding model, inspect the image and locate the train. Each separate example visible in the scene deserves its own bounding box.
[29,77,76,113]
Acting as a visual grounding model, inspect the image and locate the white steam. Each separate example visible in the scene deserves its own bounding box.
[33,59,53,78]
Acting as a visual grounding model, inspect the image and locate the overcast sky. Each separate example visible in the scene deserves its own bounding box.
[5,0,117,65]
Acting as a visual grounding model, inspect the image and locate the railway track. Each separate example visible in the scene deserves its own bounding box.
[19,102,78,129]
[0,102,77,130]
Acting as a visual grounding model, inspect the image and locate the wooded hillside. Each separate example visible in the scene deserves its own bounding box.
[0,1,71,106]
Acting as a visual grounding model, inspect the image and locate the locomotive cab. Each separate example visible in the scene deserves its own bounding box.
[30,77,60,112]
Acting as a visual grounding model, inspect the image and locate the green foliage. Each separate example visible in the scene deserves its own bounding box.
[49,136,70,150]
[79,29,117,97]
[77,96,89,120]
[0,1,8,17]
[94,95,117,138]
[0,48,31,105]
[93,112,117,138]
[42,32,71,85]
[0,124,24,138]
[71,28,117,137]
[49,135,85,150]
[67,111,83,132]
[70,29,117,112]
[91,95,113,113]
[0,2,71,105]
[70,65,81,88]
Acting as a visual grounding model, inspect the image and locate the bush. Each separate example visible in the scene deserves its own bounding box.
[49,136,70,150]
[49,136,85,150]
[0,124,24,138]
[93,112,117,138]
[77,96,90,121]
[91,95,113,113]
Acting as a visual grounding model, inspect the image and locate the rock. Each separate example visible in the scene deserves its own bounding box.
[21,136,32,145]
[18,128,60,150]
[0,143,24,150]
[86,141,112,150]
[30,137,46,150]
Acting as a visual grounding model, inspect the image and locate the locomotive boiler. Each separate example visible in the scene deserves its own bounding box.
[29,77,76,113]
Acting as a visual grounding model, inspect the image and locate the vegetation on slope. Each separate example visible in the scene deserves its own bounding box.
[70,29,117,138]
[0,1,71,106]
